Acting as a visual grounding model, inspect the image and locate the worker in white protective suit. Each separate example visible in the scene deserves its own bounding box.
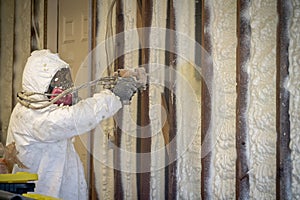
[6,49,137,199]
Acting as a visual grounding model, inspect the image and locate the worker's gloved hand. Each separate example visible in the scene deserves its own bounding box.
[112,77,138,104]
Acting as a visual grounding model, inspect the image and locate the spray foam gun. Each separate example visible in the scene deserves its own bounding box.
[99,68,147,91]
[17,68,147,109]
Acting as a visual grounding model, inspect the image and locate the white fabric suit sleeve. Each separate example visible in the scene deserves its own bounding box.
[31,90,122,142]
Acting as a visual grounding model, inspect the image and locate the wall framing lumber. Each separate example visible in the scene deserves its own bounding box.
[236,0,251,199]
[276,0,292,199]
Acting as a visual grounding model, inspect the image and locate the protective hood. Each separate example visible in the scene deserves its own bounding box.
[22,49,70,94]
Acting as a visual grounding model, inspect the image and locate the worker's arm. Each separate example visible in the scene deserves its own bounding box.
[31,89,122,142]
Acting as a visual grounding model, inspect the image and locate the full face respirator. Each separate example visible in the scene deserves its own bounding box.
[47,67,74,106]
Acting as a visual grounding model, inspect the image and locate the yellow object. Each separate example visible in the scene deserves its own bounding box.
[23,193,61,200]
[0,172,38,183]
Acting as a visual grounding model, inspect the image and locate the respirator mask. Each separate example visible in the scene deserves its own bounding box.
[47,67,77,106]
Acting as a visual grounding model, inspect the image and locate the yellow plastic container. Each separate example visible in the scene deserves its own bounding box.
[23,193,62,200]
[0,172,38,183]
[0,172,60,199]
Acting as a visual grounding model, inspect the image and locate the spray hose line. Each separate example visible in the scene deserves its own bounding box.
[17,68,147,109]
[17,76,117,110]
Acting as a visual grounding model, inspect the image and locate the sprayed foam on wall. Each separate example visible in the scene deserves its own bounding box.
[248,1,277,199]
[210,1,237,198]
[90,0,300,198]
[94,1,116,199]
[173,0,202,199]
[289,0,300,198]
[149,0,167,199]
[121,1,139,199]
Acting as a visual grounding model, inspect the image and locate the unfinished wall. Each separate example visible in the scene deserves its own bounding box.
[0,0,15,144]
[90,0,300,199]
[174,1,202,199]
[0,0,45,144]
[148,0,167,199]
[289,0,300,198]
[248,1,277,199]
[209,0,237,198]
[1,0,299,199]
[92,1,116,199]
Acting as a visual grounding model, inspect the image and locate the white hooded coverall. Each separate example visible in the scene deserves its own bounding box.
[6,50,122,199]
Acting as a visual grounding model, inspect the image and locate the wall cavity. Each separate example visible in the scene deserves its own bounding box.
[149,0,167,199]
[248,1,277,199]
[173,0,202,199]
[93,1,116,199]
[121,0,138,199]
[0,0,14,143]
[289,0,300,198]
[210,0,237,198]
